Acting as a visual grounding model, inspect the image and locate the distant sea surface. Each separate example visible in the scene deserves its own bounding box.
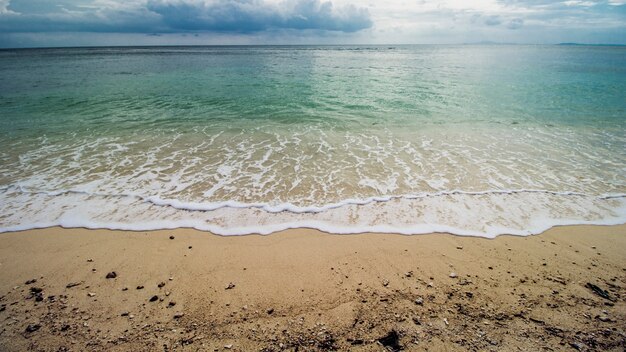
[0,45,625,237]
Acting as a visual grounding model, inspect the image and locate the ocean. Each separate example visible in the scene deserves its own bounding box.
[0,45,624,237]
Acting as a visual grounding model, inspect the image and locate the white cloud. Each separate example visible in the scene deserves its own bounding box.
[562,1,596,6]
[0,0,15,14]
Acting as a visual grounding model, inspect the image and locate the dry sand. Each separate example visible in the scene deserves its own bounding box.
[0,225,624,351]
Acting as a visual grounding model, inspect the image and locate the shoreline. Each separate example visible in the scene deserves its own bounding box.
[1,225,625,351]
[2,221,626,238]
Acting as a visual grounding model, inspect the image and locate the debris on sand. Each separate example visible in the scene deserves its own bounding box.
[105,272,117,279]
[25,324,41,333]
[585,283,611,300]
[378,330,402,351]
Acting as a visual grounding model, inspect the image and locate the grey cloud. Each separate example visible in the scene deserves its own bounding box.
[484,15,502,26]
[146,0,372,33]
[0,0,372,34]
[497,0,624,28]
[507,18,524,29]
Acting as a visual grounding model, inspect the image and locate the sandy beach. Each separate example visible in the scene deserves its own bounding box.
[0,225,624,351]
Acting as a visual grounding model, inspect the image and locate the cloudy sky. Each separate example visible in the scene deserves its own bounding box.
[0,0,625,47]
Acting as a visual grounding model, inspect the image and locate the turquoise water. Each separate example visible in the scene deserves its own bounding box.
[0,45,625,236]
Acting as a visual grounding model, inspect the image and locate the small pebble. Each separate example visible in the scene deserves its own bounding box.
[597,315,610,322]
[25,324,41,333]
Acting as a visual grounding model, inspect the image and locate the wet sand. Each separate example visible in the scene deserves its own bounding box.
[0,225,624,351]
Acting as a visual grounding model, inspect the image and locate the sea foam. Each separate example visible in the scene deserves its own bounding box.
[1,185,624,238]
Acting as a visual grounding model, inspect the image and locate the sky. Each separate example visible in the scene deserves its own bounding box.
[0,0,625,47]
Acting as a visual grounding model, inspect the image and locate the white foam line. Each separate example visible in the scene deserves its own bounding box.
[1,216,625,238]
[1,184,625,214]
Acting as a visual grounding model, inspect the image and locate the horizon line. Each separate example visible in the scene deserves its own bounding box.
[1,42,625,50]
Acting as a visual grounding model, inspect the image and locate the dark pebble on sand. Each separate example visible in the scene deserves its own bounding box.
[149,295,158,302]
[267,308,274,315]
[136,286,144,290]
[25,279,37,285]
[158,282,165,288]
[169,235,175,240]
[25,324,41,333]
[105,272,117,279]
